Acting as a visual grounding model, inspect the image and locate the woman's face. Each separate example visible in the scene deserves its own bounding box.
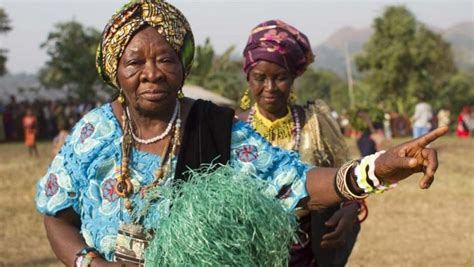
[117,26,184,116]
[248,61,294,115]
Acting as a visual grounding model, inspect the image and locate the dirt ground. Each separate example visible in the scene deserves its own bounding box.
[0,136,472,266]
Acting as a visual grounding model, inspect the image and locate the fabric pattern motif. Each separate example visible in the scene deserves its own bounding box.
[35,104,309,261]
[243,19,314,77]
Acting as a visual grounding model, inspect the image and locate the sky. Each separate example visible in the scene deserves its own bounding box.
[0,0,473,74]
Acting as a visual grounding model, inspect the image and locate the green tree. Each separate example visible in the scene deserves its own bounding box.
[188,39,245,102]
[0,8,12,76]
[188,37,214,86]
[295,67,348,111]
[39,21,108,101]
[437,71,474,116]
[355,6,456,114]
[204,46,245,102]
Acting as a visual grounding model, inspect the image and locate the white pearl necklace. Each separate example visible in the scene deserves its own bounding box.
[126,100,180,144]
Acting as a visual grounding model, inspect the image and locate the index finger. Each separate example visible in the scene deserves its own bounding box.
[413,126,448,147]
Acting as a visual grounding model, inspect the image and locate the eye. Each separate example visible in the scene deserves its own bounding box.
[276,75,290,82]
[253,74,265,82]
[158,56,177,64]
[126,58,143,66]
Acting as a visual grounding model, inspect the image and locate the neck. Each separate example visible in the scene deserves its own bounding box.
[126,101,178,139]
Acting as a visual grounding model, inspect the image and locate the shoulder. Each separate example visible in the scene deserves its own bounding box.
[67,103,120,155]
[74,103,118,135]
[231,120,260,143]
[300,100,336,125]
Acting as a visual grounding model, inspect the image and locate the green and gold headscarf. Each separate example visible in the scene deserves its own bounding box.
[96,0,195,89]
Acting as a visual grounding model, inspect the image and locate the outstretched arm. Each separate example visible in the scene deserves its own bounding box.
[305,126,448,209]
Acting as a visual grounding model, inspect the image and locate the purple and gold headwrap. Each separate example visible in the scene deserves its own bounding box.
[96,0,195,89]
[243,19,314,78]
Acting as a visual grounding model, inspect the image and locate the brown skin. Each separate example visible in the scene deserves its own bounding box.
[115,26,193,155]
[306,126,448,208]
[43,27,193,266]
[239,60,360,248]
[246,61,293,121]
[43,27,447,265]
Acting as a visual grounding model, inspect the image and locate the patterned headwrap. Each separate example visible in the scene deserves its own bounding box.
[96,0,195,89]
[243,19,314,78]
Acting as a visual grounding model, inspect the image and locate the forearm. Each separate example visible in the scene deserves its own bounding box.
[44,208,88,266]
[305,167,341,209]
[305,166,364,210]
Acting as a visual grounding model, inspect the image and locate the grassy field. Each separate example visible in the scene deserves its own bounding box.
[0,136,473,266]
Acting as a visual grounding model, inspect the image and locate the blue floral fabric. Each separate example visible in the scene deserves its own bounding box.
[35,103,310,260]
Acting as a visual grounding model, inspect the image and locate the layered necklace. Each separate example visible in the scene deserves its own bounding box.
[248,104,301,151]
[117,100,182,211]
[126,100,180,145]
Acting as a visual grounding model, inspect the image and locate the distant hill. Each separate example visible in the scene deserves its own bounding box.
[313,21,474,77]
[442,22,474,70]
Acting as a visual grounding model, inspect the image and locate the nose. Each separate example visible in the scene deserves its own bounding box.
[140,61,164,83]
[264,78,277,92]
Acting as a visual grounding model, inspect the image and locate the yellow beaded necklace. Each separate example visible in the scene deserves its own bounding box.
[249,105,296,150]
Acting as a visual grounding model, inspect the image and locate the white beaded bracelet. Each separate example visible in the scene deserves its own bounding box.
[355,151,397,194]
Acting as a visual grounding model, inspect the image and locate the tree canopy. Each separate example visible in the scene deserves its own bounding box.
[295,67,349,111]
[39,21,109,101]
[355,6,457,114]
[187,38,246,102]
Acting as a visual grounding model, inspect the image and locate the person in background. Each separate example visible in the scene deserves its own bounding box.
[237,19,361,267]
[383,113,392,140]
[51,120,69,157]
[0,101,5,142]
[456,105,471,138]
[411,96,433,138]
[437,108,451,129]
[22,107,39,157]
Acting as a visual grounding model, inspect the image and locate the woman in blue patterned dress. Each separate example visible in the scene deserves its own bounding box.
[35,1,447,266]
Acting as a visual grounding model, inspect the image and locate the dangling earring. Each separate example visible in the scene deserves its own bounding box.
[289,91,297,105]
[178,89,185,100]
[118,88,125,104]
[240,88,251,110]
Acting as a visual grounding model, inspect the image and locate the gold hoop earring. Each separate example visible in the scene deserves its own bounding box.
[118,88,125,104]
[289,91,297,105]
[178,89,185,99]
[240,88,251,110]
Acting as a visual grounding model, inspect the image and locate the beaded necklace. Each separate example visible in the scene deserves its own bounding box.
[248,105,301,151]
[126,100,179,144]
[116,102,181,212]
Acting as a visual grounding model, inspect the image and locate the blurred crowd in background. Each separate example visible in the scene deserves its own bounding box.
[1,93,472,158]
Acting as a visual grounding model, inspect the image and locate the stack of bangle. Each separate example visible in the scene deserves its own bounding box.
[75,247,100,267]
[335,160,368,201]
[335,151,397,201]
[354,151,397,194]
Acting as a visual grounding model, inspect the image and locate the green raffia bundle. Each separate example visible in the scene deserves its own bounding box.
[144,164,297,266]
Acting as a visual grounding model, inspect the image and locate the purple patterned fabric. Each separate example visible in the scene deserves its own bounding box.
[243,19,314,77]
